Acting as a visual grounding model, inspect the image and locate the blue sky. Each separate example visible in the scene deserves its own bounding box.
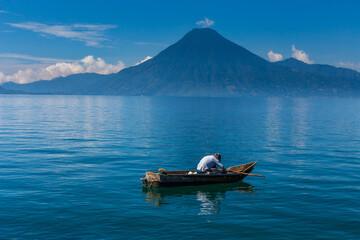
[1,0,360,83]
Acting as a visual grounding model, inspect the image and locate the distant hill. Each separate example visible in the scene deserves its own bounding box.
[0,86,6,93]
[0,85,24,94]
[0,86,8,93]
[2,73,106,94]
[3,28,360,96]
[276,57,360,82]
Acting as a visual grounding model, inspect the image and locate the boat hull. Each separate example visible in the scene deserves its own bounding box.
[141,161,257,187]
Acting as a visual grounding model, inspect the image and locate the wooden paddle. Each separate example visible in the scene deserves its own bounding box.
[228,170,265,177]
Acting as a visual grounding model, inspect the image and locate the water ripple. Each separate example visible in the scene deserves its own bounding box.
[0,95,360,239]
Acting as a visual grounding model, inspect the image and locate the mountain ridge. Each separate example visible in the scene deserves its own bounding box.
[3,28,360,96]
[276,57,360,81]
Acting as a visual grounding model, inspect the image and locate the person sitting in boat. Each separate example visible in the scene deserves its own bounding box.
[197,153,226,173]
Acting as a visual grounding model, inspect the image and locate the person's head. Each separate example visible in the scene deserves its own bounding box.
[213,153,221,162]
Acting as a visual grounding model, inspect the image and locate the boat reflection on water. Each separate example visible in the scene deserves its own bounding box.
[143,182,255,215]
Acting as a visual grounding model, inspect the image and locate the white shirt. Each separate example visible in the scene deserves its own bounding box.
[197,155,225,172]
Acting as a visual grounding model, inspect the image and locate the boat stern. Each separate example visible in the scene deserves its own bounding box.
[141,171,163,186]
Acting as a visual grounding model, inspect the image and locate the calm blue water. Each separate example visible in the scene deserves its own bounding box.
[0,95,360,239]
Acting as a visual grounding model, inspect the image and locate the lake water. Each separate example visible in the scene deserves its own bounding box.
[0,95,359,239]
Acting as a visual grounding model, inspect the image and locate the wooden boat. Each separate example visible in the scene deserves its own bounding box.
[141,161,258,187]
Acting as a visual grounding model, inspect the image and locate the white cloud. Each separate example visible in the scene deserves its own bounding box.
[0,10,20,16]
[196,18,215,28]
[0,55,125,84]
[338,61,355,68]
[135,56,152,66]
[133,42,163,45]
[268,50,283,62]
[7,22,116,47]
[291,45,314,64]
[337,61,360,71]
[0,53,70,63]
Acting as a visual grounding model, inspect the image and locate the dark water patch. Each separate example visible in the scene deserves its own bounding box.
[62,138,97,142]
[26,148,74,154]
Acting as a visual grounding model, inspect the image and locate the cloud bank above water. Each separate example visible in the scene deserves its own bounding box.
[196,18,215,28]
[0,55,125,84]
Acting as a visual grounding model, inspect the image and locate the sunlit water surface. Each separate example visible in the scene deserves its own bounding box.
[0,95,359,239]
